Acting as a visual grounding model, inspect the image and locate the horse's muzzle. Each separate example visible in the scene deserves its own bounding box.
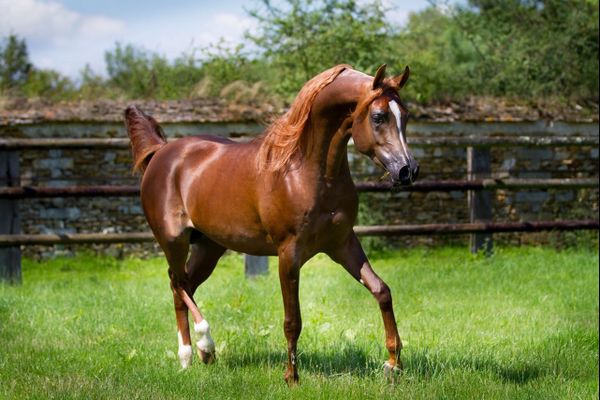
[396,163,419,186]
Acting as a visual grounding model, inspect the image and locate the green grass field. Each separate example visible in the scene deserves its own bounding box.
[0,246,598,399]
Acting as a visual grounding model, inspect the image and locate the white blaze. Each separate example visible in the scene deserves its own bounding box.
[389,99,411,163]
[388,100,403,139]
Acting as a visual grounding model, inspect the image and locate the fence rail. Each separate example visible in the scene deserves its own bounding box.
[1,136,598,150]
[1,220,597,247]
[0,178,597,199]
[1,133,598,283]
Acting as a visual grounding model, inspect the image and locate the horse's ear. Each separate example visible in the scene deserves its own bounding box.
[372,64,387,89]
[391,66,410,89]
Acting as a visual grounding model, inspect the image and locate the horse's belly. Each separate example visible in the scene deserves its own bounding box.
[189,204,277,256]
[202,227,277,256]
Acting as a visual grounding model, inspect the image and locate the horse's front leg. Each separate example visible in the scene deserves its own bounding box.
[278,247,302,385]
[328,233,403,376]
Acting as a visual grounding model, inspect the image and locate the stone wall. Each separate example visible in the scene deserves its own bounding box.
[2,120,598,257]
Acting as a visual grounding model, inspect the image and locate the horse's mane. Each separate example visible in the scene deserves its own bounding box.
[257,64,351,172]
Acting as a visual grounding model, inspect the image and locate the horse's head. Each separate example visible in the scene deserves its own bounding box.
[351,64,419,186]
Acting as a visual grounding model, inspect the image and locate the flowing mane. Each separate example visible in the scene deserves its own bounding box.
[257,64,351,172]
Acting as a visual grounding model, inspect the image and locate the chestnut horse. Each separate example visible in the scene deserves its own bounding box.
[125,64,418,384]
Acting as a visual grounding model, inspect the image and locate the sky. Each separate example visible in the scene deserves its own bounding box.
[0,0,435,80]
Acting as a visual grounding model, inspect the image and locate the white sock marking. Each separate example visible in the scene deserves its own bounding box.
[194,319,215,354]
[177,330,193,368]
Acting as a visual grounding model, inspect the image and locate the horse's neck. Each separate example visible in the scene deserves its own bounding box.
[324,117,353,180]
[306,70,370,181]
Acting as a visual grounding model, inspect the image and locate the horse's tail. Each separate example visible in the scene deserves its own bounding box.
[124,105,167,174]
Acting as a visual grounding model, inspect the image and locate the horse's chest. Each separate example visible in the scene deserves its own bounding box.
[307,194,358,241]
[321,208,353,235]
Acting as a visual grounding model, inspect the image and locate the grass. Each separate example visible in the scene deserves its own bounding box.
[0,246,598,399]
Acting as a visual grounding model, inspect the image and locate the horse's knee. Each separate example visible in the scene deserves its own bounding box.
[371,281,392,309]
[283,318,302,341]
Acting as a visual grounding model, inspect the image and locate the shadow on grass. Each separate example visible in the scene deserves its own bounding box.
[406,349,542,384]
[222,345,378,376]
[223,345,547,383]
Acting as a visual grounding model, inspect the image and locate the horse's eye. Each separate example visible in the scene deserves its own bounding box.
[371,113,386,125]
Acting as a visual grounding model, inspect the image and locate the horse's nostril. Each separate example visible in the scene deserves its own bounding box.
[398,165,411,185]
[413,165,420,181]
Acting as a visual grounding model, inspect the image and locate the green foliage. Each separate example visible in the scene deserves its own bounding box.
[392,0,600,102]
[0,34,32,92]
[246,0,398,98]
[153,51,204,99]
[104,43,158,98]
[0,247,598,398]
[194,41,268,98]
[0,34,78,100]
[0,0,598,103]
[393,7,479,102]
[77,64,113,99]
[21,68,76,100]
[450,0,600,100]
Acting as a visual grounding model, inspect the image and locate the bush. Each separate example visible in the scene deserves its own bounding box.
[22,69,76,101]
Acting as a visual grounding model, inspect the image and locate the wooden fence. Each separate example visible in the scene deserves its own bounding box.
[0,136,598,283]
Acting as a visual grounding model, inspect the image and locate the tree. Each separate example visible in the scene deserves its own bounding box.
[246,0,398,98]
[22,69,75,100]
[104,43,156,98]
[452,0,599,99]
[0,34,32,90]
[392,6,479,102]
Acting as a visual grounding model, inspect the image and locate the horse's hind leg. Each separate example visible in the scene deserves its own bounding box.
[186,234,226,364]
[162,231,224,367]
[170,280,193,368]
[159,232,195,368]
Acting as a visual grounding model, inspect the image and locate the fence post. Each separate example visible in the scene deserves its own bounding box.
[0,150,21,283]
[467,146,493,255]
[244,254,268,278]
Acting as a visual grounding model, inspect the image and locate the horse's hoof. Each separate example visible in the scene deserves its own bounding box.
[198,349,216,364]
[284,375,299,387]
[284,369,299,386]
[383,361,402,382]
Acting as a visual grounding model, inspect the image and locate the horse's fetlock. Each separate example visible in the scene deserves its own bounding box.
[195,320,215,354]
[386,335,402,353]
[178,344,193,368]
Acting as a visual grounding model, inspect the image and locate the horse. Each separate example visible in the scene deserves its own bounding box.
[124,64,418,385]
